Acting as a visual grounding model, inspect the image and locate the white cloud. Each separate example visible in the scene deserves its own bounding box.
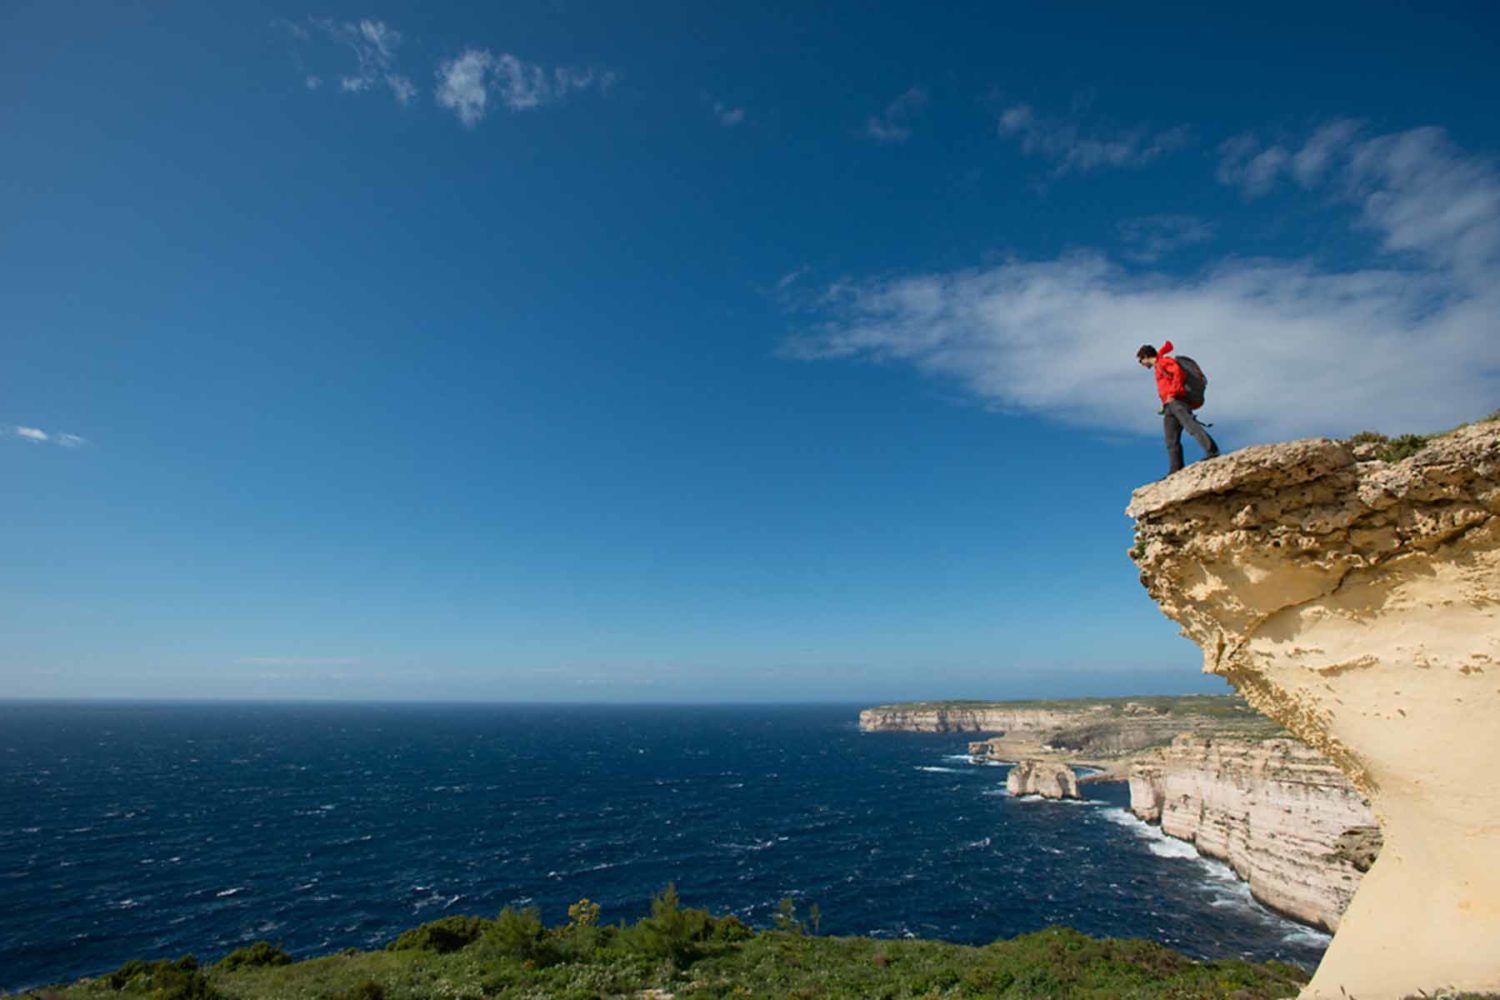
[1117,215,1216,263]
[998,103,1189,173]
[9,425,86,447]
[436,49,492,127]
[435,50,614,125]
[301,18,416,105]
[866,87,927,143]
[787,124,1500,442]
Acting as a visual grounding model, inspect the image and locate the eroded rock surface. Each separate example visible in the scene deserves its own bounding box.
[1128,420,1500,999]
[1128,734,1375,931]
[1005,759,1080,799]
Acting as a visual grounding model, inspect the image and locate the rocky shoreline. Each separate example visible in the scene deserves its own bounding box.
[1128,734,1375,932]
[863,696,1377,935]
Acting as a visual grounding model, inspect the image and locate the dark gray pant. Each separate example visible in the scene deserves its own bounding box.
[1163,398,1218,473]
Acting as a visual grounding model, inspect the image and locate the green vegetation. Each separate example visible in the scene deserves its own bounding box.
[99,955,220,1000]
[19,891,1312,1000]
[386,915,490,955]
[214,943,291,973]
[1346,408,1500,463]
[1347,430,1436,463]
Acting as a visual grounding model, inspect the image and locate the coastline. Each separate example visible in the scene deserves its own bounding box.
[863,699,1371,937]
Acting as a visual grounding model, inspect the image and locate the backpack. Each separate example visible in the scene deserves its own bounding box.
[1175,355,1207,409]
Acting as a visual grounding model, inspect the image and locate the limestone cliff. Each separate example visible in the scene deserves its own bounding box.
[1128,734,1375,931]
[1127,419,1500,999]
[858,704,1080,733]
[1006,759,1081,799]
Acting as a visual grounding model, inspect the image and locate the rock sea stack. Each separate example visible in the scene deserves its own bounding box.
[1005,759,1080,799]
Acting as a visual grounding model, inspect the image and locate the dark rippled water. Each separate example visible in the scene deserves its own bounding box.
[0,702,1328,992]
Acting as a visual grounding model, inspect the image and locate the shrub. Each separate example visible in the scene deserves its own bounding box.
[628,883,749,964]
[773,896,804,935]
[487,905,551,964]
[710,913,753,943]
[554,898,614,962]
[632,883,699,964]
[215,941,291,971]
[386,914,492,954]
[104,955,220,999]
[565,898,601,928]
[1347,430,1434,463]
[331,979,386,1000]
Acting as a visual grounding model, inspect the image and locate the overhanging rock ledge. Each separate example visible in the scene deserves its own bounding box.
[1126,420,1500,1000]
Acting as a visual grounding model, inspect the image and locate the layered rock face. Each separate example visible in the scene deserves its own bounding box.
[1128,421,1500,999]
[1006,760,1080,799]
[858,706,1079,733]
[1128,734,1375,931]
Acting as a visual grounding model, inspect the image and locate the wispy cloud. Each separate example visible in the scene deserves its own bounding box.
[1219,120,1500,278]
[866,87,927,143]
[300,18,416,106]
[8,425,86,447]
[776,265,811,291]
[786,123,1500,441]
[997,104,1189,174]
[1218,119,1363,195]
[1116,215,1216,263]
[435,49,491,126]
[435,50,615,126]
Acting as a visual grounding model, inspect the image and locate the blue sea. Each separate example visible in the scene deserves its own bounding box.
[0,702,1329,992]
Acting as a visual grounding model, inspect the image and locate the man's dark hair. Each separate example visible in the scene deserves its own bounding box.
[1136,344,1157,360]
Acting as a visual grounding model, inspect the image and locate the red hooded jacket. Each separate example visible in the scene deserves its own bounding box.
[1152,340,1186,404]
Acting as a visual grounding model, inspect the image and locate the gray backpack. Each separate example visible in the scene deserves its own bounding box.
[1175,356,1207,409]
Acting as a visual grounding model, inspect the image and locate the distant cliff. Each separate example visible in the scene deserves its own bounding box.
[858,702,1079,734]
[1129,734,1376,932]
[858,696,1277,751]
[1128,418,1500,999]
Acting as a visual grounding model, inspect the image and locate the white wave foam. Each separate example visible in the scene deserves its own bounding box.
[1147,837,1202,860]
[1098,808,1200,858]
[915,766,963,773]
[1283,925,1333,946]
[215,887,245,897]
[1097,807,1334,941]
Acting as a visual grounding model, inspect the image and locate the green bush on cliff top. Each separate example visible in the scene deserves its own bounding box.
[1347,408,1500,463]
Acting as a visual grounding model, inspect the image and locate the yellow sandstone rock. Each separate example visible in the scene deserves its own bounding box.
[1128,420,1500,999]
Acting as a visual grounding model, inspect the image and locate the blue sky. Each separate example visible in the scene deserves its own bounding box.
[4,1,1498,701]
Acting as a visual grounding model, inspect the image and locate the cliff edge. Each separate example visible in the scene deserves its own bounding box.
[1127,419,1500,999]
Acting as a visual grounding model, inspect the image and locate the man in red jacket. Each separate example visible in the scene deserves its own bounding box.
[1137,341,1219,474]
